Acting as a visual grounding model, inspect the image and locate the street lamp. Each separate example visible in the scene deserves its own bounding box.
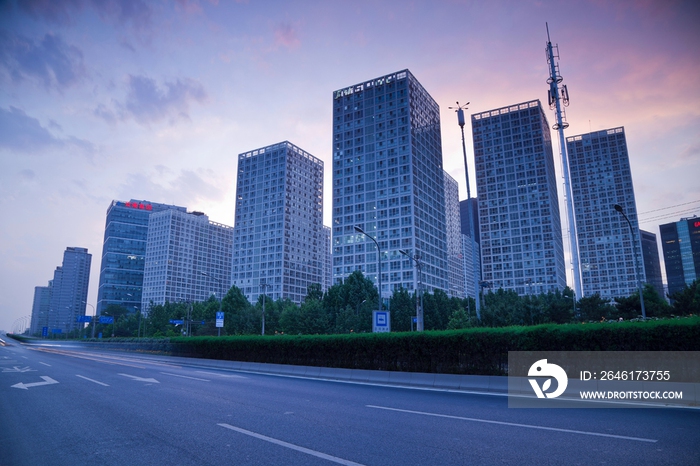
[449,101,481,320]
[83,302,96,338]
[260,282,270,336]
[354,225,382,315]
[614,204,646,319]
[201,272,224,337]
[400,249,424,331]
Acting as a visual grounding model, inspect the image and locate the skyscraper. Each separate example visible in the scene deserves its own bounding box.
[444,172,465,298]
[47,247,91,334]
[471,100,566,294]
[566,127,645,298]
[142,210,233,312]
[96,200,186,315]
[322,226,332,292]
[660,216,700,295]
[29,281,52,336]
[232,141,324,304]
[459,197,481,298]
[332,69,448,299]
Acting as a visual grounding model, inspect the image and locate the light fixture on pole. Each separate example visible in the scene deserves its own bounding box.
[354,225,382,314]
[260,282,270,336]
[449,100,481,320]
[614,204,646,319]
[400,249,424,331]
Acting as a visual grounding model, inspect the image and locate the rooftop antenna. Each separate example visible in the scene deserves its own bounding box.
[546,23,582,300]
[449,101,480,320]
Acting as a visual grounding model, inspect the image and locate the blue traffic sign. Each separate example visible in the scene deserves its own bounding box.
[99,316,114,324]
[169,319,184,325]
[76,316,92,323]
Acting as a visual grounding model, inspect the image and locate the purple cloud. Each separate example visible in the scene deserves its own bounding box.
[0,31,86,90]
[0,106,95,155]
[120,74,207,124]
[274,22,300,49]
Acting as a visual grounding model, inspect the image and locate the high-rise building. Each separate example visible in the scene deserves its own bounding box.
[444,172,465,298]
[566,127,645,298]
[459,197,481,298]
[29,281,52,336]
[640,229,665,300]
[471,100,566,294]
[660,216,700,295]
[47,247,91,334]
[142,210,233,312]
[332,69,449,299]
[96,200,186,315]
[322,226,332,292]
[232,141,324,304]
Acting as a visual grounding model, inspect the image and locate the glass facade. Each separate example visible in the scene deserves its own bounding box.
[472,100,566,295]
[232,141,324,304]
[142,210,233,312]
[567,127,644,298]
[444,172,465,298]
[96,200,186,314]
[640,229,665,300]
[47,247,91,333]
[332,70,448,298]
[660,217,700,295]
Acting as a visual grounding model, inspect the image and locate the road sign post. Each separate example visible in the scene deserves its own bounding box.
[372,310,390,333]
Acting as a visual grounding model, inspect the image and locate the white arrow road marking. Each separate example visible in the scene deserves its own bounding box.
[160,372,210,381]
[118,373,159,383]
[12,376,59,390]
[2,366,35,373]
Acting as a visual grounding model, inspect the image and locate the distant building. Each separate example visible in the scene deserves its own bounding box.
[47,247,92,334]
[640,229,665,300]
[461,234,481,299]
[231,141,324,304]
[567,127,645,298]
[444,172,465,298]
[460,197,481,298]
[659,216,700,295]
[142,210,233,312]
[471,100,566,295]
[29,281,52,336]
[96,200,186,315]
[322,226,332,293]
[331,69,449,299]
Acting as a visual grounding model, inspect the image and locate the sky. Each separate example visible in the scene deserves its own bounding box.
[1,0,699,332]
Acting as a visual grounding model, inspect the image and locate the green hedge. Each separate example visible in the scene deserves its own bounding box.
[168,317,700,375]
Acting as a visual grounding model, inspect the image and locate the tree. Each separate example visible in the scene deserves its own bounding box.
[669,280,700,315]
[577,293,616,322]
[389,288,416,332]
[222,285,254,334]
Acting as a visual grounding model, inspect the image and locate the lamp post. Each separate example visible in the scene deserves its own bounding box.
[400,249,424,331]
[83,302,96,339]
[260,282,270,336]
[449,101,481,320]
[201,272,224,336]
[354,225,383,314]
[614,204,646,319]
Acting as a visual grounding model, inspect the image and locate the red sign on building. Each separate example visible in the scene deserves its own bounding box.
[124,201,152,211]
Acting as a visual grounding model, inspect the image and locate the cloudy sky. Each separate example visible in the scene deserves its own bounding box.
[1,0,699,332]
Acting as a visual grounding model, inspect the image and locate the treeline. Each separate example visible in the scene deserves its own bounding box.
[76,273,698,338]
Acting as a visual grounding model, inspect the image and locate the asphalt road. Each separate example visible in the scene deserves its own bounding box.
[1,337,699,466]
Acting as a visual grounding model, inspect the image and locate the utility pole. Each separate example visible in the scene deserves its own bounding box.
[449,101,481,320]
[546,23,582,300]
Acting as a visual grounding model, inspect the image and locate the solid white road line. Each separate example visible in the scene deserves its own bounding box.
[39,362,51,366]
[365,405,658,443]
[160,372,210,381]
[76,375,109,386]
[217,423,366,466]
[195,370,247,378]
